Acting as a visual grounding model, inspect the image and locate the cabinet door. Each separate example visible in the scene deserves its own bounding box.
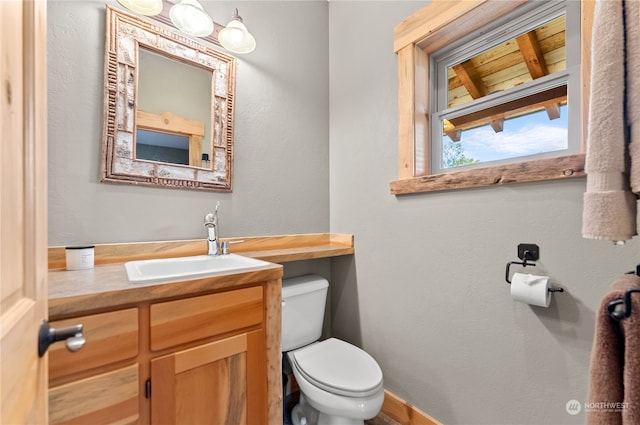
[151,330,267,425]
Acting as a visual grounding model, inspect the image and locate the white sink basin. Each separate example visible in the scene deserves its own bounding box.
[125,254,272,283]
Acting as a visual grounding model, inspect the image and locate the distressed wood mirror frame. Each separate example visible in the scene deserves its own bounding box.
[390,0,595,195]
[101,5,236,192]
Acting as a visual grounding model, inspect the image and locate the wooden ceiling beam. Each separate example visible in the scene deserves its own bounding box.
[443,119,461,142]
[545,103,561,120]
[445,130,462,142]
[490,118,505,133]
[445,85,567,134]
[452,60,487,99]
[445,97,563,142]
[516,31,548,79]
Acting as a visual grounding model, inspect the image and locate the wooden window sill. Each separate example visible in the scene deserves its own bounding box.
[390,153,585,195]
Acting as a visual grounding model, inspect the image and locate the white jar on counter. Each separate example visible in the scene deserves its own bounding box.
[65,245,95,270]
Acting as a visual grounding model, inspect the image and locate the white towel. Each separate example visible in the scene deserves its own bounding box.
[582,0,638,242]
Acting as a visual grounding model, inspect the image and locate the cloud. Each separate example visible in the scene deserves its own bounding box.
[459,122,568,162]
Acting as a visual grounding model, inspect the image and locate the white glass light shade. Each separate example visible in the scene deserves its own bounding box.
[169,0,214,37]
[218,10,256,54]
[117,0,163,16]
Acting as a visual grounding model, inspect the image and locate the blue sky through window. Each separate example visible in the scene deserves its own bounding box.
[443,104,568,166]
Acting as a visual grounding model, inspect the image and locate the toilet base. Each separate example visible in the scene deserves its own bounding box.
[290,394,365,425]
[317,412,365,425]
[290,394,318,425]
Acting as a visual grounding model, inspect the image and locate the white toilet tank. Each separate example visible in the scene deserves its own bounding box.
[281,275,329,352]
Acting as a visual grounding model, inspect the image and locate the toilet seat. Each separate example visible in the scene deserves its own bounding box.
[290,338,383,398]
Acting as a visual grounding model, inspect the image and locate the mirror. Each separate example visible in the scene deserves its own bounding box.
[137,48,211,168]
[101,5,236,191]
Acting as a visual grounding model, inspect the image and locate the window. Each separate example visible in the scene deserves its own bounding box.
[432,3,580,173]
[391,0,593,195]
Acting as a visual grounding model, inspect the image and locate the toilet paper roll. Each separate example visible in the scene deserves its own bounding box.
[510,272,551,307]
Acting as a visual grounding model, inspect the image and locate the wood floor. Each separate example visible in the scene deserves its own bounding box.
[365,411,401,425]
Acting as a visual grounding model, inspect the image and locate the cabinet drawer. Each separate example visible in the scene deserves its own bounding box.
[49,308,138,382]
[150,285,263,351]
[49,364,139,425]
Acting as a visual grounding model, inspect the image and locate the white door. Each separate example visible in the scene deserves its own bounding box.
[0,0,49,423]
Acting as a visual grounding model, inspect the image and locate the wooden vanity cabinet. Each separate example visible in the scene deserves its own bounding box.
[48,280,280,425]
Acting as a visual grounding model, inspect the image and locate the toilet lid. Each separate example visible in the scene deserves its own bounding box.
[291,338,383,397]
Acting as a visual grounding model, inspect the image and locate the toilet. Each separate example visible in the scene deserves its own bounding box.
[281,275,384,425]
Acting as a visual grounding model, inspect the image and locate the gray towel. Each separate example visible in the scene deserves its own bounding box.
[582,0,638,242]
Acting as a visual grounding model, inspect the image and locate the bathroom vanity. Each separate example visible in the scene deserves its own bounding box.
[47,262,283,425]
[47,234,354,425]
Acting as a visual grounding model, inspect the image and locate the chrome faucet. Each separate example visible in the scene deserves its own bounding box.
[204,201,221,256]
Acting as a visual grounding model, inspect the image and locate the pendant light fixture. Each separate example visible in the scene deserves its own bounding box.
[115,0,256,54]
[218,9,256,54]
[169,0,214,37]
[116,0,163,16]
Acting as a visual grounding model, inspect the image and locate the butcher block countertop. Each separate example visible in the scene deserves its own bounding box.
[48,233,353,318]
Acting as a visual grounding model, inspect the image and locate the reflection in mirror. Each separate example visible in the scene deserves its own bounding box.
[101,5,236,191]
[135,110,207,168]
[137,48,212,168]
[136,129,190,165]
[438,13,570,170]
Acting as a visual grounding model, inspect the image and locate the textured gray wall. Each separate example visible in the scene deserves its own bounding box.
[329,2,640,424]
[48,0,329,245]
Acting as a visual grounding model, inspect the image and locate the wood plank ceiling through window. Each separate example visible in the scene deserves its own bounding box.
[444,14,566,142]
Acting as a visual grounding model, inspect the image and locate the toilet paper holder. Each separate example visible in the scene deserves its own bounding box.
[505,243,564,293]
